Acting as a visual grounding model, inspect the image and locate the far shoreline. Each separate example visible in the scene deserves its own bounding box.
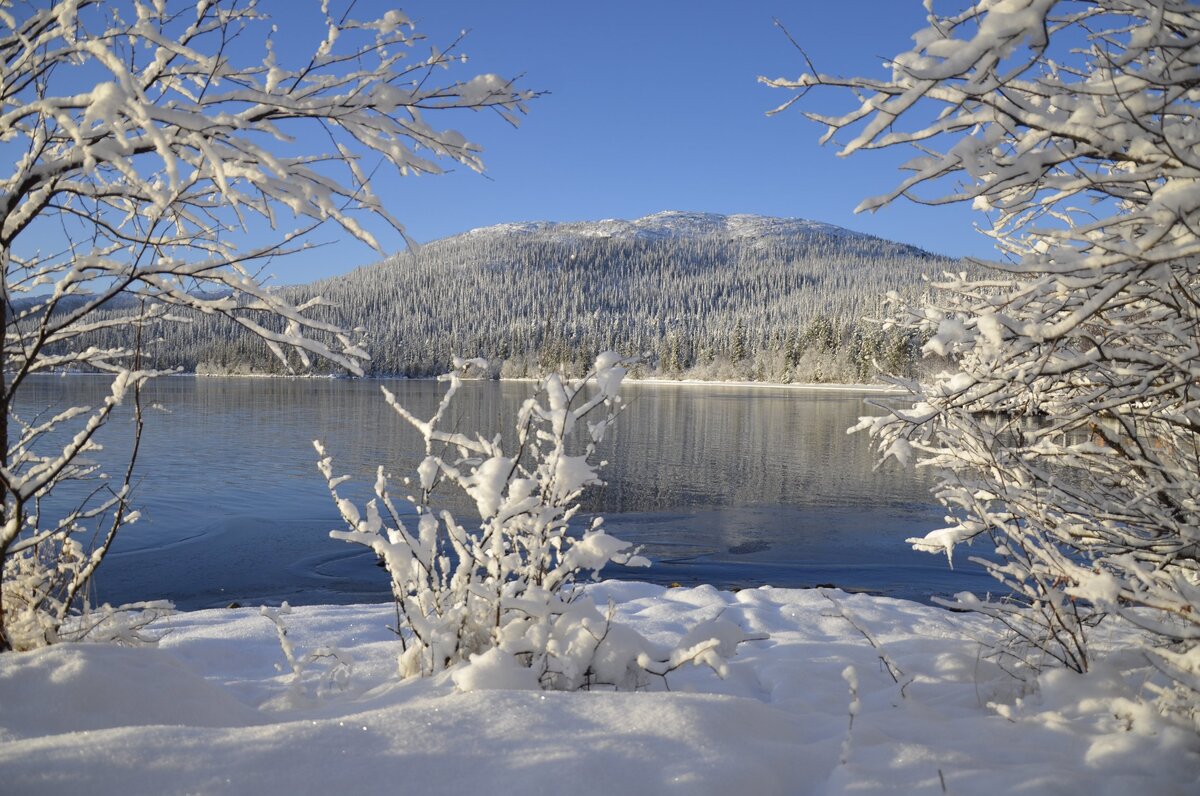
[189,370,907,393]
[40,369,907,393]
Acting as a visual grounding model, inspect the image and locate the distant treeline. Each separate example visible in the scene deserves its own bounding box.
[75,221,959,383]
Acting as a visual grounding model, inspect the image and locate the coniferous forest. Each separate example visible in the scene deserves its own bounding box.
[89,212,959,382]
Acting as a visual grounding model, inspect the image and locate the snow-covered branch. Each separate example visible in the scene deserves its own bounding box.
[768,0,1200,720]
[318,353,740,689]
[0,0,535,651]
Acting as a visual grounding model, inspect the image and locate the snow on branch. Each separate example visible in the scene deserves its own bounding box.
[0,0,536,652]
[317,353,747,689]
[767,0,1200,721]
[1,0,535,378]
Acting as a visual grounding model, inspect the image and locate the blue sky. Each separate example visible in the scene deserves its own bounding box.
[308,0,993,282]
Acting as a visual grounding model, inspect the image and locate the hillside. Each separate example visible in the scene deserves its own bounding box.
[94,211,958,382]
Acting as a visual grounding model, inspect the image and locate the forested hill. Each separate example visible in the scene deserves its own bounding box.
[156,211,958,382]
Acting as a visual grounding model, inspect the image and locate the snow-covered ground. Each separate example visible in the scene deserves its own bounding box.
[1,583,1196,795]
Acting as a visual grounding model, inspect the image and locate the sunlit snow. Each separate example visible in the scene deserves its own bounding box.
[1,583,1195,795]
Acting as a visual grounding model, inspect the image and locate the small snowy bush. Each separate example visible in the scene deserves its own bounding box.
[2,538,170,651]
[260,604,351,708]
[318,353,737,688]
[1,536,91,651]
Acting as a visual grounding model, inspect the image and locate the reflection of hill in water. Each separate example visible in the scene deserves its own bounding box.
[19,376,934,526]
[301,379,934,516]
[587,383,933,514]
[17,376,950,607]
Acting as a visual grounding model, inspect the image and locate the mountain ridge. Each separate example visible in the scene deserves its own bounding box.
[446,210,926,252]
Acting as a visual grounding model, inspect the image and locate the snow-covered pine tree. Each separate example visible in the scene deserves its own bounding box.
[766,0,1200,715]
[0,0,533,651]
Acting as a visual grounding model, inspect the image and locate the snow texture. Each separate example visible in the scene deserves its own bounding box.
[463,210,864,245]
[1,584,1196,795]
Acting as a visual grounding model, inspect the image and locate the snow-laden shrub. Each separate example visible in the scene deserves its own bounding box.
[768,0,1200,721]
[2,537,170,651]
[1,538,89,651]
[317,353,738,688]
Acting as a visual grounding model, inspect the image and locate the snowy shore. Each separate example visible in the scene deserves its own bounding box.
[1,582,1195,795]
[190,370,906,393]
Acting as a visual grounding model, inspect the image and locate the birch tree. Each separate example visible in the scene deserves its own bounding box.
[0,0,533,651]
[765,0,1200,713]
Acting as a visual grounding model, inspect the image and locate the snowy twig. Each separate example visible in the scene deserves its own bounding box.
[820,589,911,696]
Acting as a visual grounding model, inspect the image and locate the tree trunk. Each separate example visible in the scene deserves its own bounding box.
[0,245,11,652]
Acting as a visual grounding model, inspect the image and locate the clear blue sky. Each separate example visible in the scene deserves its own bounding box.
[318,0,991,278]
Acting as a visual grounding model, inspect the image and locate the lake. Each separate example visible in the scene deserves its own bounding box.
[15,375,995,609]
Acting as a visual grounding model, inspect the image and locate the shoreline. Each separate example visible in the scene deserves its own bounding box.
[36,369,909,394]
[191,371,907,393]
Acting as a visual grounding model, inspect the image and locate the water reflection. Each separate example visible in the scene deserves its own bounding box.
[595,384,925,512]
[14,376,994,608]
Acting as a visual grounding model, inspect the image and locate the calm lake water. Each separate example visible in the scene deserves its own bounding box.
[16,376,994,609]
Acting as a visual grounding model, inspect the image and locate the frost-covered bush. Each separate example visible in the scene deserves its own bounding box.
[2,537,170,651]
[318,353,738,688]
[1,539,96,651]
[0,1,532,651]
[766,0,1200,719]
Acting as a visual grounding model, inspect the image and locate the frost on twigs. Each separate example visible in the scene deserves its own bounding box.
[317,353,740,690]
[0,368,168,650]
[0,1,534,651]
[260,603,350,709]
[768,0,1200,722]
[1,529,171,651]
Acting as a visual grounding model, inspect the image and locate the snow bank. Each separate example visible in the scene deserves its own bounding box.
[1,584,1196,795]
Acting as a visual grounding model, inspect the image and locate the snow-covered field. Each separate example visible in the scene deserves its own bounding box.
[1,582,1196,795]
